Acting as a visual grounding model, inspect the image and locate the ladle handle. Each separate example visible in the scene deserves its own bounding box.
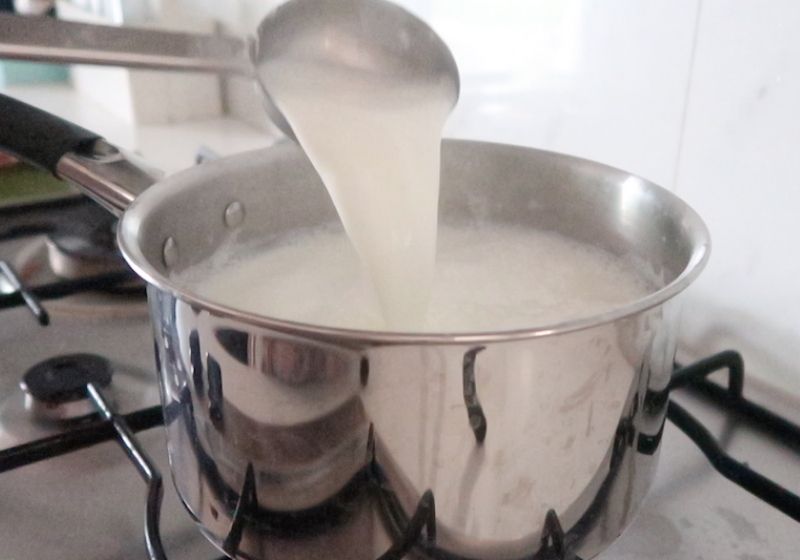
[0,93,160,216]
[0,13,249,75]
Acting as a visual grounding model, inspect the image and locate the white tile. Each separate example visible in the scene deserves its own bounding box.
[57,0,224,126]
[675,0,800,392]
[400,0,699,187]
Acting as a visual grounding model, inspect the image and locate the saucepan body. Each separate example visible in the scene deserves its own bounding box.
[126,141,707,559]
[0,95,709,559]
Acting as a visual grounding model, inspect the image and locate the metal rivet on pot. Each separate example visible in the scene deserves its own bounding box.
[162,237,178,268]
[224,201,245,228]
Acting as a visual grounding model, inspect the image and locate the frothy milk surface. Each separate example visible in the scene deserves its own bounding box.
[184,224,654,333]
[264,60,453,329]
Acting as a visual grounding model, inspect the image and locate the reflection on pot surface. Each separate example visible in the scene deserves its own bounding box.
[153,285,678,559]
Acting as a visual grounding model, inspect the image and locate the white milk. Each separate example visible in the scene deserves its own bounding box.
[185,224,653,333]
[263,60,453,330]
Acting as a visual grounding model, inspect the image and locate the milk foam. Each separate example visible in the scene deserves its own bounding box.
[186,224,653,333]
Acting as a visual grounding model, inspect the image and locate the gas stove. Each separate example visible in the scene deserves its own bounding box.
[0,193,798,560]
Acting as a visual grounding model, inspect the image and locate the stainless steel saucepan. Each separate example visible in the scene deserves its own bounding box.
[0,94,709,560]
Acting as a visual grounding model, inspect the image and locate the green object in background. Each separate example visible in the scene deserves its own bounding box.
[0,60,69,87]
[0,163,73,206]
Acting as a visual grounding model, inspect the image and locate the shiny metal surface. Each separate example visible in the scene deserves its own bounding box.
[74,139,704,559]
[152,293,677,559]
[21,392,96,422]
[252,0,460,139]
[44,238,122,279]
[0,13,250,75]
[119,141,708,343]
[56,140,161,217]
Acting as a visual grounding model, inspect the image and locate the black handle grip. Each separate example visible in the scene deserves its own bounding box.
[0,93,101,174]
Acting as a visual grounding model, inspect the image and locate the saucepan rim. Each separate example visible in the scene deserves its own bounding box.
[118,139,711,346]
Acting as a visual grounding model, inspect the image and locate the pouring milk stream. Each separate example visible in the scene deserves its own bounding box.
[261,61,453,329]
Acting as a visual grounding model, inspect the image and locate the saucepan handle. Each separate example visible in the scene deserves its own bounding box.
[0,92,99,172]
[0,93,160,216]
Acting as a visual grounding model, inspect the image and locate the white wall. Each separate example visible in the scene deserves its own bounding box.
[417,0,699,187]
[674,0,800,393]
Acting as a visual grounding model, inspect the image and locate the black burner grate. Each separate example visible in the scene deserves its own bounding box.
[668,351,800,522]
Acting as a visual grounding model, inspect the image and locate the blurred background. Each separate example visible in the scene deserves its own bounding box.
[2,0,798,394]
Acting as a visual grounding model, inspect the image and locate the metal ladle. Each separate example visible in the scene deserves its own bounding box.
[251,0,460,138]
[0,0,460,140]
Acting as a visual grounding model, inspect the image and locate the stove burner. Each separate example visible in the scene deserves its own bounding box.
[41,201,128,280]
[0,195,125,279]
[47,212,118,262]
[11,238,147,319]
[20,354,113,422]
[45,236,127,280]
